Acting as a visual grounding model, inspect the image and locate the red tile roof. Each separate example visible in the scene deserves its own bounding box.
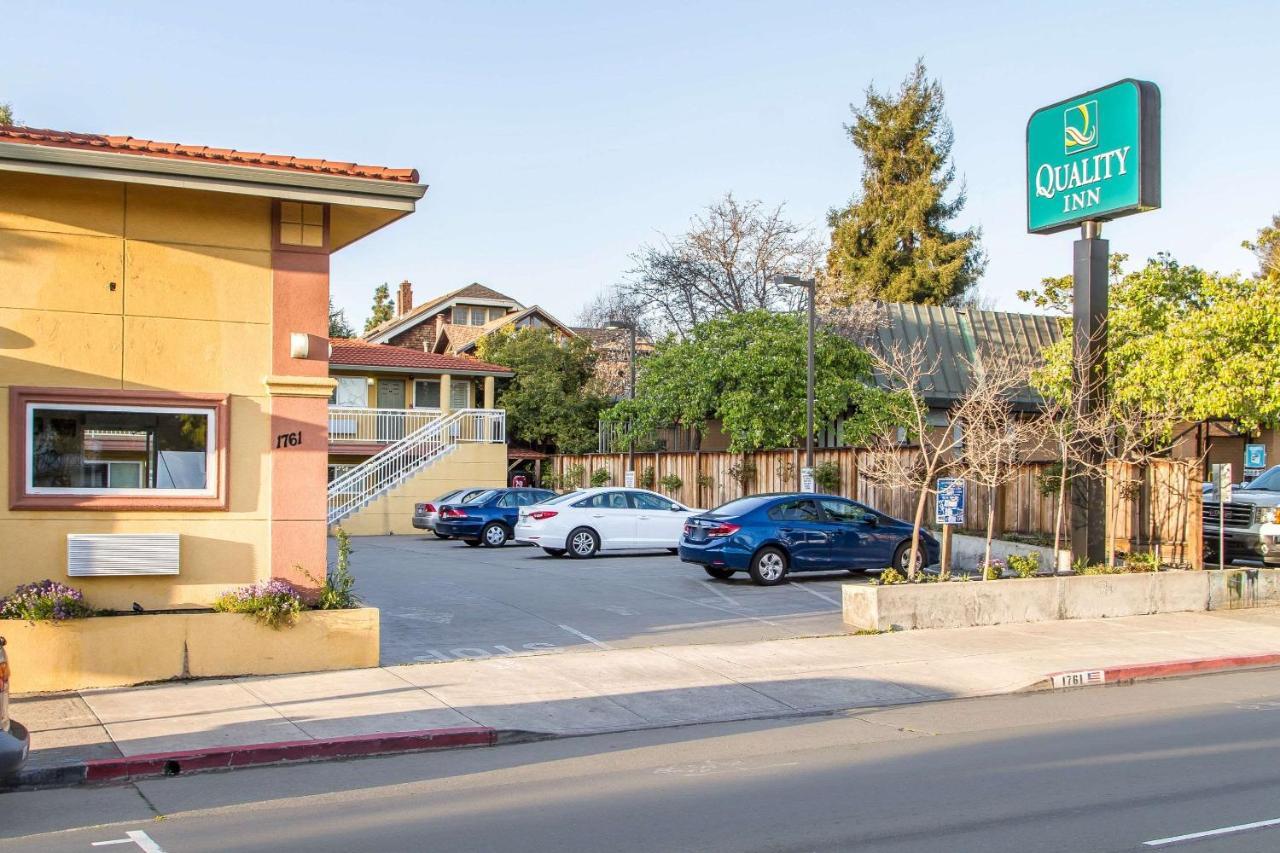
[0,126,419,183]
[329,339,511,374]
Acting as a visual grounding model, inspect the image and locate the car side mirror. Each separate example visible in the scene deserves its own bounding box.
[862,516,878,526]
[670,505,684,512]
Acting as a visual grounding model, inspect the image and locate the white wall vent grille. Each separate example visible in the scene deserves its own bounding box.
[67,534,180,577]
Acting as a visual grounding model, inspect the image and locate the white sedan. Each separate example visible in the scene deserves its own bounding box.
[514,487,699,558]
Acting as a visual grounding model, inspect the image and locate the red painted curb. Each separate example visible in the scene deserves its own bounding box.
[1044,652,1280,689]
[83,726,496,783]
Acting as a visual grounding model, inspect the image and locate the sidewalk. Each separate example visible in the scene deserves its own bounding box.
[15,607,1280,784]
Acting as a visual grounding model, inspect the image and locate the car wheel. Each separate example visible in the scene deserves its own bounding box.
[433,530,452,540]
[892,542,924,574]
[703,565,735,580]
[568,527,600,559]
[542,547,567,557]
[749,546,788,586]
[481,523,509,548]
[463,539,482,548]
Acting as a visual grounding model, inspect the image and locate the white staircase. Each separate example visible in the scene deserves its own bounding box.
[327,408,506,525]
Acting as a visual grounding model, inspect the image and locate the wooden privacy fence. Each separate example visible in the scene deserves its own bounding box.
[549,449,1201,562]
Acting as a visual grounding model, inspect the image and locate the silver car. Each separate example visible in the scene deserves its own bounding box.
[0,636,29,778]
[413,488,490,538]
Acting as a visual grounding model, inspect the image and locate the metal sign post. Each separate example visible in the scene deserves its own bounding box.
[1027,78,1161,569]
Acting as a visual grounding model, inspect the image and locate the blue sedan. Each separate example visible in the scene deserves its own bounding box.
[679,493,940,585]
[436,488,557,547]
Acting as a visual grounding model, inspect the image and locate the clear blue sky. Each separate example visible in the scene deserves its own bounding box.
[7,1,1277,328]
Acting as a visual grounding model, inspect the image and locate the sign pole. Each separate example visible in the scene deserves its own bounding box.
[940,524,953,578]
[1070,220,1109,567]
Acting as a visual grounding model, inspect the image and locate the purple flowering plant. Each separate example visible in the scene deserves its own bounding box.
[212,578,303,629]
[0,579,94,622]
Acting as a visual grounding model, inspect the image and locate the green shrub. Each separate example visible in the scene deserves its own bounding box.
[214,578,302,629]
[726,460,756,489]
[590,467,612,488]
[1007,552,1042,579]
[695,472,715,490]
[1075,561,1124,575]
[1037,462,1064,498]
[813,461,841,493]
[659,473,683,494]
[878,567,905,585]
[306,528,361,611]
[639,466,656,490]
[1123,551,1159,573]
[982,560,1006,581]
[564,463,587,488]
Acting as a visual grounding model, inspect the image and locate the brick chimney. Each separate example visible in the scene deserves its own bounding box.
[396,280,413,317]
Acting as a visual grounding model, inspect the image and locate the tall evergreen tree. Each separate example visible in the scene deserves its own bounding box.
[328,298,355,338]
[824,60,984,306]
[363,282,394,333]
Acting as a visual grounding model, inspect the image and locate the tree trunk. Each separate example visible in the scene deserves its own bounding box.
[983,488,996,579]
[1054,456,1067,565]
[908,486,928,581]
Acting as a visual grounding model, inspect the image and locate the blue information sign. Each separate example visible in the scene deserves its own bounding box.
[1246,444,1266,469]
[936,478,965,526]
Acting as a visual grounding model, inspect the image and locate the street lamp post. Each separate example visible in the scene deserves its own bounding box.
[604,318,638,484]
[773,275,816,491]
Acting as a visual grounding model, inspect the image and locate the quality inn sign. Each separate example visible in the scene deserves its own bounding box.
[1026,79,1161,234]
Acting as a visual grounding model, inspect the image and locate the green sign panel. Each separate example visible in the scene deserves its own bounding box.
[1026,79,1161,234]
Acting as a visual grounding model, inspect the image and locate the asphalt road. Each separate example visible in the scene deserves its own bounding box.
[7,669,1280,852]
[345,533,864,665]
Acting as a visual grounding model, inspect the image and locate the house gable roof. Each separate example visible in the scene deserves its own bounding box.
[364,282,523,343]
[446,305,578,354]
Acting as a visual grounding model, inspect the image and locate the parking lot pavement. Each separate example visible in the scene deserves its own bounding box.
[340,535,867,666]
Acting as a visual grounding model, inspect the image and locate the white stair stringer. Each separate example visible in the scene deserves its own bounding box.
[326,409,505,526]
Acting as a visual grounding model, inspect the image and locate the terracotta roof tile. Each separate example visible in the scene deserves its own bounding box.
[0,125,420,183]
[329,339,510,374]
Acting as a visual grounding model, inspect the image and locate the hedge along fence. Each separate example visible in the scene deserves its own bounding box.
[549,449,1201,561]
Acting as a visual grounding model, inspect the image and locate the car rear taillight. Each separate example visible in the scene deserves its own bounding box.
[416,503,435,514]
[442,508,467,518]
[528,511,559,521]
[683,523,693,536]
[705,523,740,537]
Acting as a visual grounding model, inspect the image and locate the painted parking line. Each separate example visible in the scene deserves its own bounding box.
[790,583,842,607]
[1144,815,1280,846]
[558,624,614,650]
[700,581,745,608]
[93,831,167,852]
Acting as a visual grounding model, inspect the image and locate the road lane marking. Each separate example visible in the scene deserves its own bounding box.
[1144,816,1280,846]
[93,831,167,852]
[701,582,744,608]
[558,624,613,649]
[791,583,841,607]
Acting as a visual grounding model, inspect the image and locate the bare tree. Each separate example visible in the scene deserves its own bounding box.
[612,194,823,337]
[860,341,967,579]
[957,354,1034,575]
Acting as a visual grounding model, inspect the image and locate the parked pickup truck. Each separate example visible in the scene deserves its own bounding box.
[1203,464,1280,566]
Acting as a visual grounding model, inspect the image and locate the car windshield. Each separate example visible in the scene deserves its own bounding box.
[1244,467,1280,491]
[539,491,581,505]
[704,496,774,518]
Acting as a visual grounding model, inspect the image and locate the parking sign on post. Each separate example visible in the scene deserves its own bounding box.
[1245,444,1267,482]
[800,467,815,494]
[936,478,965,526]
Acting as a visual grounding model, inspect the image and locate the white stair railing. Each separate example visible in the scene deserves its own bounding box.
[327,408,506,525]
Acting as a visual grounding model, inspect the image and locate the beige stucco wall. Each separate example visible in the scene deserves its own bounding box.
[336,442,508,536]
[0,171,279,610]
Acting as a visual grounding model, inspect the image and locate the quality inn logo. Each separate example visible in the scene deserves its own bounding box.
[1063,100,1098,155]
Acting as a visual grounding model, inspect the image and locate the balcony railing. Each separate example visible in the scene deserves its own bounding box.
[328,407,443,443]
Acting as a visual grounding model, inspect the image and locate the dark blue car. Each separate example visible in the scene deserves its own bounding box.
[436,488,556,547]
[679,493,939,585]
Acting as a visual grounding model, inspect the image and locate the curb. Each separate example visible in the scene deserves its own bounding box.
[1039,652,1280,690]
[3,726,497,792]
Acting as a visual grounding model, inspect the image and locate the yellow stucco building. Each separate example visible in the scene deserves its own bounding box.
[0,126,426,616]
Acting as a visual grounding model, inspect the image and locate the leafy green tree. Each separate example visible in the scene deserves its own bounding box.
[477,328,609,453]
[0,103,14,126]
[1244,213,1280,279]
[328,298,355,338]
[1032,254,1280,432]
[363,283,394,333]
[825,60,984,306]
[605,310,892,453]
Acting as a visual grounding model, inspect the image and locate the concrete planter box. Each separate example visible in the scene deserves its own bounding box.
[1,608,379,694]
[844,569,1280,632]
